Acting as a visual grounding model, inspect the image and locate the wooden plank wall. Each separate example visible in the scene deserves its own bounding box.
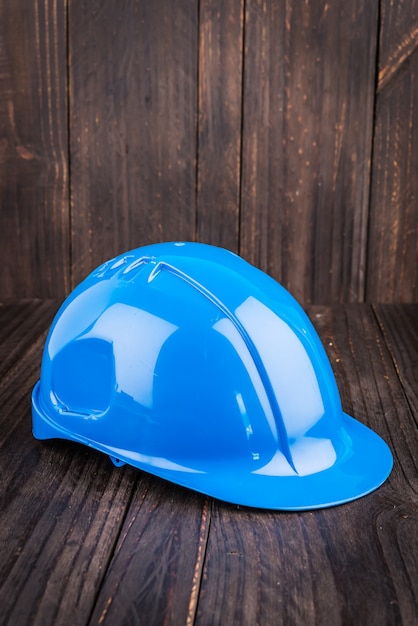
[367,0,418,302]
[0,0,69,298]
[0,0,417,303]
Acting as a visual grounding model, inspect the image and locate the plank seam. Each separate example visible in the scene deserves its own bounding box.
[194,0,201,243]
[66,0,73,293]
[237,0,246,257]
[186,497,212,626]
[86,475,147,626]
[364,2,383,303]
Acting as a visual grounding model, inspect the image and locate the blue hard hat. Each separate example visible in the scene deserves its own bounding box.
[32,242,392,510]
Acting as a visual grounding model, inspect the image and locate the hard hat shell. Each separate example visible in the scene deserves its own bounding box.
[32,242,392,510]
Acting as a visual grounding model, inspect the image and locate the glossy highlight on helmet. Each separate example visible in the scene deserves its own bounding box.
[32,242,393,510]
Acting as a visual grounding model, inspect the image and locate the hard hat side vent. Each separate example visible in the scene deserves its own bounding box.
[92,255,156,280]
[149,260,297,472]
[51,338,114,416]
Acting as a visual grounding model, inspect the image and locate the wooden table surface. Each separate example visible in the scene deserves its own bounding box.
[0,301,416,626]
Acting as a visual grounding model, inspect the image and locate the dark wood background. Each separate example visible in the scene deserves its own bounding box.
[0,0,417,303]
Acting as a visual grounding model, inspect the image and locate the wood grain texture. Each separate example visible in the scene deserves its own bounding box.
[0,301,140,626]
[314,305,417,497]
[0,1,416,304]
[367,29,418,302]
[239,1,378,304]
[0,300,58,378]
[0,0,70,298]
[194,305,417,625]
[196,0,244,252]
[69,0,198,287]
[374,304,418,429]
[378,0,418,91]
[89,485,210,626]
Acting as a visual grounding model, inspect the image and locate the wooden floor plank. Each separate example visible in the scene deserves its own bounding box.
[314,305,417,498]
[373,304,418,425]
[194,305,417,626]
[1,302,416,625]
[0,302,140,626]
[0,300,59,379]
[88,482,210,626]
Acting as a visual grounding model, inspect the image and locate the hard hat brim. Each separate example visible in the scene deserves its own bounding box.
[33,381,392,511]
[124,413,393,511]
